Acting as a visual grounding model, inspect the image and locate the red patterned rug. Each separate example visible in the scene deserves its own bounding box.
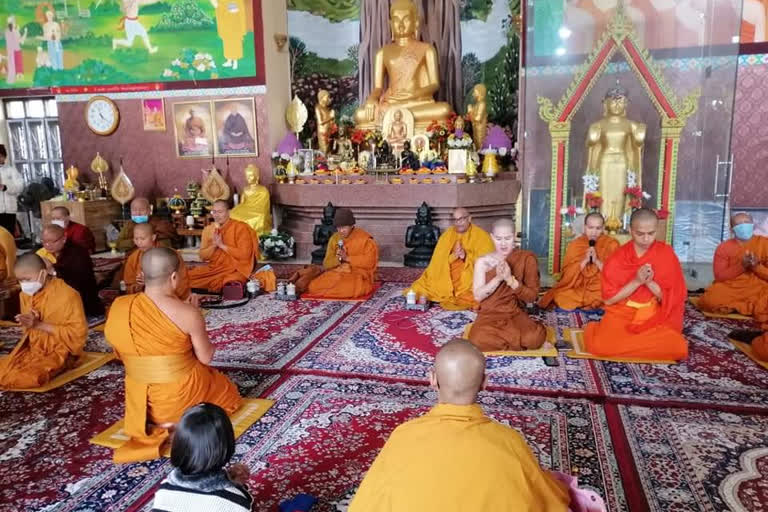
[269,263,423,283]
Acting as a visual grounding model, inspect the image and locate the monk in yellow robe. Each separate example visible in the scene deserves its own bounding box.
[188,200,259,293]
[0,225,16,281]
[0,254,88,389]
[584,209,688,361]
[349,339,570,512]
[105,248,241,463]
[540,213,619,310]
[407,208,494,310]
[293,208,379,299]
[469,219,546,352]
[116,197,180,252]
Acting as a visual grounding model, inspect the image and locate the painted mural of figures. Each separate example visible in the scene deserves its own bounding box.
[5,16,27,84]
[37,8,63,70]
[112,0,159,54]
[210,0,247,70]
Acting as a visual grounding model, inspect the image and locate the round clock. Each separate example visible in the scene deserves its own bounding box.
[85,96,119,135]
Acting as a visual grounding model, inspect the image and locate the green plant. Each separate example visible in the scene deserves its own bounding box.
[21,22,42,39]
[287,0,359,22]
[161,48,218,81]
[151,0,215,32]
[139,1,171,14]
[89,0,121,15]
[33,59,133,87]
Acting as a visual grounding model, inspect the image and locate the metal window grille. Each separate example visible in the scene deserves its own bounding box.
[5,98,63,189]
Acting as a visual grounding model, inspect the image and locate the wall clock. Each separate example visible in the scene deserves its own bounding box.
[85,96,120,135]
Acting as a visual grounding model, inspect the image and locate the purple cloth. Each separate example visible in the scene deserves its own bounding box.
[276,133,303,155]
[482,124,512,151]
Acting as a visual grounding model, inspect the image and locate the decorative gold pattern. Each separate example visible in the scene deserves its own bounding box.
[286,96,308,136]
[110,165,135,205]
[200,167,230,202]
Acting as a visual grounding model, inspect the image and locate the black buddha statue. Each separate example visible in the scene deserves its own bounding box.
[376,140,394,167]
[400,140,420,170]
[311,202,337,264]
[404,202,441,268]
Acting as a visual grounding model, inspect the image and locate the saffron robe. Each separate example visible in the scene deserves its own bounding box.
[584,241,688,360]
[122,246,191,300]
[52,241,104,317]
[408,224,494,310]
[307,228,379,299]
[65,221,96,254]
[0,225,16,281]
[116,216,180,252]
[189,219,258,293]
[539,235,619,310]
[469,250,546,351]
[105,293,241,463]
[349,403,570,512]
[0,278,88,389]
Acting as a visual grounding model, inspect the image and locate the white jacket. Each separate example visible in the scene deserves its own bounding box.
[0,164,24,214]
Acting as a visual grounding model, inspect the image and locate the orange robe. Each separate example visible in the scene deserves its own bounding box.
[105,293,241,463]
[584,241,688,360]
[307,227,379,299]
[122,247,191,300]
[0,278,88,389]
[539,235,619,310]
[0,225,16,281]
[408,225,494,310]
[116,217,180,252]
[189,219,258,292]
[469,250,546,352]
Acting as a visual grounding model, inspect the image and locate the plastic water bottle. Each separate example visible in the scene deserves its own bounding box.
[286,283,296,297]
[406,289,416,305]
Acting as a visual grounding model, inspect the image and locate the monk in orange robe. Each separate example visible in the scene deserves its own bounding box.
[188,200,259,293]
[121,223,191,301]
[0,254,88,389]
[584,209,688,361]
[105,248,241,463]
[540,213,619,310]
[407,208,494,310]
[116,197,180,251]
[468,219,546,351]
[293,208,379,299]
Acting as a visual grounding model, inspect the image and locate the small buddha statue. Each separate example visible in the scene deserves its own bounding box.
[230,164,273,234]
[63,165,80,192]
[315,89,335,155]
[386,109,408,154]
[404,202,441,268]
[376,140,394,167]
[353,0,453,130]
[311,202,337,264]
[334,135,354,163]
[466,83,488,150]
[400,140,420,170]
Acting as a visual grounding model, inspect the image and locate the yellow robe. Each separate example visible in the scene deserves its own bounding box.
[307,227,379,299]
[230,184,272,234]
[408,224,494,310]
[36,247,56,264]
[216,0,247,61]
[0,225,16,281]
[189,218,259,292]
[0,278,88,389]
[349,403,570,512]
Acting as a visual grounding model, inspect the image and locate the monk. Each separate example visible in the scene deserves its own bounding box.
[407,208,494,310]
[0,254,88,389]
[539,212,619,310]
[105,248,241,463]
[116,197,180,251]
[121,223,191,301]
[469,219,546,351]
[188,200,258,293]
[583,208,688,361]
[39,224,104,317]
[292,208,379,299]
[50,206,96,254]
[349,339,570,512]
[0,224,16,281]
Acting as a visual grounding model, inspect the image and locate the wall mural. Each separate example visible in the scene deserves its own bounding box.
[0,0,260,90]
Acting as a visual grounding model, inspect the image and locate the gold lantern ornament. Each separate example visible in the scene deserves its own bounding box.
[90,152,110,195]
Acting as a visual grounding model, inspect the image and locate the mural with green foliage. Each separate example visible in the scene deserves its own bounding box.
[0,0,259,89]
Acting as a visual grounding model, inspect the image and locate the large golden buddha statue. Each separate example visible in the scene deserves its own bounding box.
[585,86,646,226]
[354,0,453,131]
[230,164,272,234]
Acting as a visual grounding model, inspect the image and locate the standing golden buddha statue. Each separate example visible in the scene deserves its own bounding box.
[585,86,646,228]
[354,0,453,130]
[315,89,335,155]
[230,164,273,234]
[467,83,488,150]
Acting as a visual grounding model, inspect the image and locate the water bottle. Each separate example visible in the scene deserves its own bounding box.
[406,289,416,305]
[286,283,296,297]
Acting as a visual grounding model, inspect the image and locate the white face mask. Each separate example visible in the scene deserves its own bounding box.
[20,280,43,296]
[51,219,67,229]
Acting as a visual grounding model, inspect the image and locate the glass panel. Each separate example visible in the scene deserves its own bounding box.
[27,121,48,160]
[8,122,28,161]
[45,99,58,117]
[51,162,64,189]
[5,101,25,119]
[33,162,50,183]
[25,99,45,118]
[46,121,61,160]
[18,163,32,185]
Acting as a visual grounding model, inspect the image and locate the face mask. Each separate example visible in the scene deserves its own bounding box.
[20,280,43,296]
[733,223,754,241]
[51,219,67,229]
[132,215,149,224]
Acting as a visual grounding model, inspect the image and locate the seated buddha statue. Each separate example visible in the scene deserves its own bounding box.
[400,140,420,170]
[230,164,272,234]
[354,0,453,130]
[404,202,441,268]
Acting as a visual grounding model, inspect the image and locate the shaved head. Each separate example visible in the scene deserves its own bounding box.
[141,247,180,285]
[41,224,67,255]
[42,224,65,238]
[130,197,151,216]
[731,212,753,227]
[452,208,471,233]
[584,212,605,241]
[584,212,604,225]
[51,206,70,217]
[492,218,515,233]
[134,222,155,236]
[133,222,157,251]
[629,208,658,253]
[490,218,516,256]
[15,253,47,274]
[629,208,659,228]
[431,339,486,405]
[211,200,231,225]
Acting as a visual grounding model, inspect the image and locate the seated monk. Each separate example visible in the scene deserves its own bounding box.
[0,254,88,389]
[51,206,95,254]
[539,213,619,310]
[188,200,259,293]
[584,208,688,361]
[39,224,104,317]
[349,339,570,512]
[469,219,546,351]
[408,208,494,310]
[105,248,241,463]
[697,213,768,319]
[0,225,16,281]
[116,197,180,252]
[292,208,379,299]
[121,223,191,301]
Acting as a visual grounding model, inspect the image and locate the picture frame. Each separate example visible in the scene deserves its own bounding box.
[212,97,258,157]
[297,148,314,174]
[141,98,166,131]
[173,101,214,158]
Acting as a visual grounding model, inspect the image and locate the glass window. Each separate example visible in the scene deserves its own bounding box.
[45,99,58,117]
[5,101,25,119]
[25,99,45,118]
[5,98,63,188]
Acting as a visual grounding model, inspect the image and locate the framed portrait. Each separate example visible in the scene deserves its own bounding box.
[173,101,214,158]
[297,148,314,174]
[141,99,166,131]
[213,98,258,157]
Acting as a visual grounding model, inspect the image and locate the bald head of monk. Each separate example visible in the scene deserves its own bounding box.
[51,206,72,229]
[452,208,472,234]
[211,200,231,227]
[629,208,658,253]
[41,224,67,256]
[730,212,755,242]
[130,197,151,221]
[15,253,48,292]
[490,218,515,257]
[584,212,605,241]
[142,247,181,291]
[429,338,487,405]
[133,222,157,251]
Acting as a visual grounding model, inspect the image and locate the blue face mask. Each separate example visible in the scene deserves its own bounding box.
[132,215,149,224]
[733,223,754,241]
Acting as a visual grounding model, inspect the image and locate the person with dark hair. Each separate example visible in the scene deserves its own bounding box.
[0,143,24,235]
[50,206,96,254]
[151,403,253,512]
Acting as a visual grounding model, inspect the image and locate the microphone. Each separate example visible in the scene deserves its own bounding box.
[588,239,596,264]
